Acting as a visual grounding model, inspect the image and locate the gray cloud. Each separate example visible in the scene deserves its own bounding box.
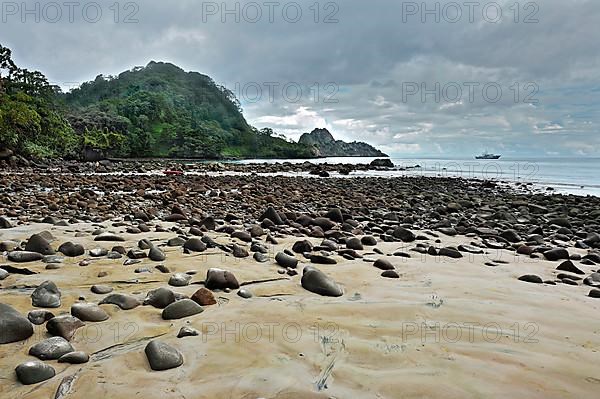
[2,0,599,156]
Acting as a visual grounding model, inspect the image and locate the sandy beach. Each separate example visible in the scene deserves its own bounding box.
[1,162,600,398]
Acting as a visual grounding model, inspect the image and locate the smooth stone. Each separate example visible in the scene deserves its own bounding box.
[345,237,364,250]
[149,247,166,261]
[205,268,240,290]
[589,289,600,298]
[169,273,192,287]
[145,340,184,371]
[292,240,314,253]
[301,266,343,297]
[162,299,204,320]
[31,281,61,308]
[275,252,298,268]
[544,248,570,261]
[392,227,416,242]
[29,336,74,360]
[46,315,85,341]
[144,288,176,309]
[361,236,378,246]
[191,288,217,306]
[0,303,34,344]
[15,361,55,385]
[253,252,269,263]
[0,269,8,280]
[71,303,109,322]
[373,259,395,270]
[58,351,89,364]
[310,254,337,265]
[177,326,200,338]
[91,285,113,294]
[381,270,400,279]
[438,248,463,259]
[25,234,55,255]
[232,244,249,258]
[237,289,253,299]
[27,310,54,325]
[8,251,43,263]
[58,242,85,257]
[556,260,585,275]
[183,238,207,252]
[94,233,125,242]
[100,293,141,310]
[518,275,544,284]
[90,248,109,257]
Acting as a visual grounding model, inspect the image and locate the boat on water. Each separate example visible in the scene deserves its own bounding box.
[475,152,501,160]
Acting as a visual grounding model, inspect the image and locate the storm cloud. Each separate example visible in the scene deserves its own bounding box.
[2,0,599,156]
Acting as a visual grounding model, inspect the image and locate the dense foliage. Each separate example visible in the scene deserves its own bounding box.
[1,44,313,159]
[0,45,79,158]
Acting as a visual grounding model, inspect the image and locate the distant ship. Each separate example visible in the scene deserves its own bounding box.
[475,152,501,160]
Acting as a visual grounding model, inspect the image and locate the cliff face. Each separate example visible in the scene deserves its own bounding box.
[298,128,388,157]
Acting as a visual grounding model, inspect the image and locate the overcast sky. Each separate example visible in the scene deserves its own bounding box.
[2,0,599,157]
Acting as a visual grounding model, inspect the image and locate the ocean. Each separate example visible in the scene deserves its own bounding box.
[236,157,600,197]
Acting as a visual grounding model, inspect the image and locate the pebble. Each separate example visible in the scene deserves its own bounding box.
[58,242,85,257]
[301,266,343,297]
[275,252,298,268]
[518,275,544,284]
[71,303,109,322]
[0,303,34,344]
[29,336,74,360]
[58,351,89,364]
[237,289,253,299]
[144,288,176,309]
[100,293,141,310]
[169,273,192,287]
[191,288,217,306]
[27,310,54,325]
[15,361,55,385]
[177,326,200,338]
[205,268,240,290]
[162,299,204,320]
[31,280,61,308]
[145,340,184,371]
[91,285,113,294]
[46,315,85,341]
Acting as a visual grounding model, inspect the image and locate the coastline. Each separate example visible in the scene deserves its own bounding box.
[1,161,600,398]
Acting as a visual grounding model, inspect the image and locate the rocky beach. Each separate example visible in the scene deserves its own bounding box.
[1,159,600,398]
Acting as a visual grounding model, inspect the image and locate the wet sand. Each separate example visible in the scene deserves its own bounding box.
[1,222,599,398]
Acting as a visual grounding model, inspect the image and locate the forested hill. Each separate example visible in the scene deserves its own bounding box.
[62,61,313,159]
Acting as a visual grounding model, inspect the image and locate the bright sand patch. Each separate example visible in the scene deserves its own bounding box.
[1,223,599,398]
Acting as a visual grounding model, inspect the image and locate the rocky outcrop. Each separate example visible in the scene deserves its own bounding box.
[298,128,388,157]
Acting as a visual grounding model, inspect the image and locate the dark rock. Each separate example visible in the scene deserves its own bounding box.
[361,236,377,246]
[29,336,74,360]
[94,233,125,242]
[438,248,463,259]
[292,240,313,253]
[71,303,109,322]
[162,299,204,320]
[177,326,200,338]
[46,315,85,341]
[237,289,253,299]
[556,260,585,275]
[589,289,600,298]
[373,259,395,270]
[169,273,192,287]
[144,288,176,309]
[544,248,570,261]
[25,234,55,255]
[0,303,34,344]
[232,244,249,258]
[345,237,364,250]
[253,252,269,263]
[145,340,183,371]
[91,285,113,295]
[31,280,61,308]
[381,270,400,279]
[15,361,55,385]
[518,275,544,284]
[275,252,298,268]
[301,266,343,297]
[149,247,166,262]
[370,158,394,167]
[58,242,85,257]
[27,310,54,325]
[310,254,337,264]
[58,351,89,364]
[7,251,43,263]
[260,206,284,225]
[392,227,416,242]
[100,293,141,310]
[205,268,240,290]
